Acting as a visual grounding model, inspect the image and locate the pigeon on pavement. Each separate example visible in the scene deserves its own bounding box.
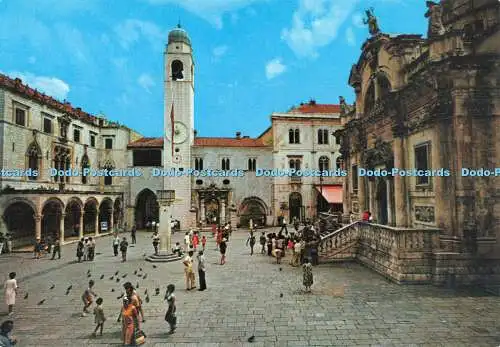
[37,299,45,305]
[100,275,104,279]
[145,295,150,303]
[115,271,119,276]
[24,293,29,299]
[247,335,255,342]
[50,284,55,290]
[142,274,147,280]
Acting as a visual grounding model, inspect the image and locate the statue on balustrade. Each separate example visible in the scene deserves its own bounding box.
[425,1,445,37]
[363,8,381,36]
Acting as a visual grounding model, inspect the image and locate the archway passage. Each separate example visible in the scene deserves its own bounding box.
[2,201,35,248]
[204,199,220,224]
[99,199,113,233]
[42,200,63,242]
[376,177,388,225]
[239,198,267,227]
[65,199,82,239]
[135,189,159,229]
[83,199,98,235]
[289,192,303,221]
[113,198,123,228]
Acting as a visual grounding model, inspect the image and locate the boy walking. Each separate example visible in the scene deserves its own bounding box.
[120,237,129,262]
[92,297,106,337]
[82,280,97,317]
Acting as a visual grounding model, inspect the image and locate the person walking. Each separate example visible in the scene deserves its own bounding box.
[76,238,84,262]
[0,233,5,255]
[0,320,17,346]
[246,231,256,255]
[34,238,43,259]
[88,237,95,261]
[120,237,129,262]
[192,232,199,250]
[259,232,266,254]
[124,282,145,323]
[279,216,288,234]
[121,297,140,346]
[201,235,207,251]
[152,231,160,255]
[81,280,97,317]
[303,258,313,292]
[183,251,196,290]
[131,225,137,245]
[112,233,120,256]
[219,238,227,265]
[83,238,90,261]
[51,240,61,260]
[92,297,106,337]
[197,250,207,291]
[164,284,176,334]
[4,272,17,316]
[184,232,190,249]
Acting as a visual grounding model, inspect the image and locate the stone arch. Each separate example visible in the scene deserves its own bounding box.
[376,70,392,98]
[2,197,38,215]
[2,200,36,248]
[83,198,99,235]
[171,59,184,80]
[135,189,158,229]
[364,81,376,114]
[289,192,303,221]
[238,197,268,227]
[99,198,113,232]
[65,197,83,239]
[26,140,42,180]
[41,198,64,241]
[81,154,90,184]
[113,198,123,228]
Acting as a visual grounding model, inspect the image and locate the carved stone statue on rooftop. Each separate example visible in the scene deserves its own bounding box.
[339,96,353,114]
[363,8,380,36]
[425,1,445,37]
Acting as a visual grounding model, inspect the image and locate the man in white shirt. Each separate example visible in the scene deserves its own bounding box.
[197,250,207,291]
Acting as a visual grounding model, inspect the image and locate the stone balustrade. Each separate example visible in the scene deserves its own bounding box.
[318,220,442,284]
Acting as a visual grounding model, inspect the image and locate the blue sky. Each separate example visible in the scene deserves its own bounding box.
[0,0,426,138]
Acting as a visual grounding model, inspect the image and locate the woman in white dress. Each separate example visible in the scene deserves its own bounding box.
[4,272,17,315]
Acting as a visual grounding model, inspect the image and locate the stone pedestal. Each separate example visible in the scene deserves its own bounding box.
[146,197,182,263]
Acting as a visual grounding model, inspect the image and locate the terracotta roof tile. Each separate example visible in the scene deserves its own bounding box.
[127,137,164,148]
[0,72,103,126]
[193,137,269,147]
[289,103,340,114]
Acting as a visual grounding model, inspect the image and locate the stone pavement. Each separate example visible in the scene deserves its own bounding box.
[0,228,499,347]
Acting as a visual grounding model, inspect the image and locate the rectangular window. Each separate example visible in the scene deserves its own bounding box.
[90,134,96,147]
[15,108,26,126]
[194,158,203,170]
[318,129,329,144]
[73,129,80,143]
[133,150,161,166]
[43,118,52,134]
[221,158,230,170]
[105,138,113,149]
[415,143,430,186]
[352,165,358,191]
[248,158,256,171]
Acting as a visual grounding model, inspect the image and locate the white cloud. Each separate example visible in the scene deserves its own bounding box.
[7,71,70,100]
[265,58,286,80]
[281,0,358,58]
[138,73,156,93]
[345,27,355,46]
[145,0,270,29]
[212,45,228,57]
[115,19,166,50]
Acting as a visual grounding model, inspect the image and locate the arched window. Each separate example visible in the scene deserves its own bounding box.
[378,75,391,98]
[319,156,329,171]
[336,156,343,170]
[81,154,90,184]
[289,159,301,170]
[26,141,41,180]
[248,158,256,171]
[318,129,329,144]
[171,60,184,80]
[103,161,113,186]
[221,158,230,171]
[364,82,375,114]
[194,158,203,170]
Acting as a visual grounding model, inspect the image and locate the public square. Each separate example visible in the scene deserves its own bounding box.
[1,229,499,347]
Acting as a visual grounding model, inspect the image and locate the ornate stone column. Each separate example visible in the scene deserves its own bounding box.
[95,214,99,236]
[386,179,393,225]
[108,207,114,232]
[221,200,226,224]
[393,136,408,227]
[368,179,375,217]
[79,212,84,239]
[35,214,42,240]
[59,213,65,244]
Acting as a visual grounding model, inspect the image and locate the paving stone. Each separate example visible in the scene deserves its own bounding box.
[1,228,500,346]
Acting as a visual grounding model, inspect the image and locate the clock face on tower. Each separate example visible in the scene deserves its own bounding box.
[173,121,188,144]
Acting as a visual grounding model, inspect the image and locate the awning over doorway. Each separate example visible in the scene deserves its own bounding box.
[315,185,342,204]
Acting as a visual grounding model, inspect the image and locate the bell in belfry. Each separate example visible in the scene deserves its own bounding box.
[171,60,184,81]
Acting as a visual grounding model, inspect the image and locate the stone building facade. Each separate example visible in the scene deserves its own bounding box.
[337,0,500,261]
[0,25,344,247]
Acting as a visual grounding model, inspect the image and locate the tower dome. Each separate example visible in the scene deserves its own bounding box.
[168,24,191,46]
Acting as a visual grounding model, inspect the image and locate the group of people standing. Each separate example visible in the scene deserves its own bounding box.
[75,237,97,262]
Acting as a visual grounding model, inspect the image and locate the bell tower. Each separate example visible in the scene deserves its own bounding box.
[164,23,195,225]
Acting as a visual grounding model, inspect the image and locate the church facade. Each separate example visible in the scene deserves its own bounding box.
[0,26,344,248]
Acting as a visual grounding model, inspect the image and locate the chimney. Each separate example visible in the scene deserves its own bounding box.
[236,132,241,139]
